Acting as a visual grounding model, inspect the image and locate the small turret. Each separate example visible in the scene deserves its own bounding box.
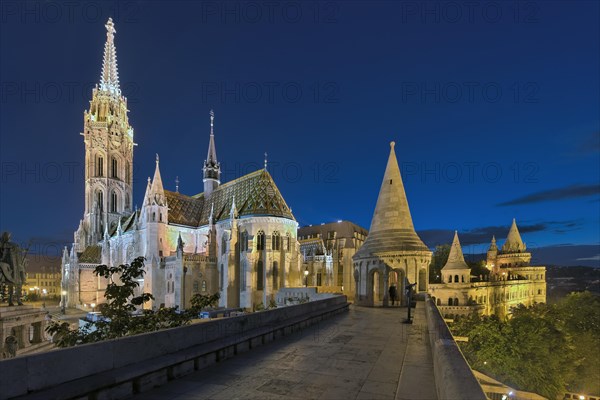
[442,231,471,284]
[486,235,498,271]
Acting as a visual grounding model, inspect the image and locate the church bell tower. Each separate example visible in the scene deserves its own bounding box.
[75,18,135,251]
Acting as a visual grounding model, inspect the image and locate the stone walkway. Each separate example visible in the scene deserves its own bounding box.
[134,303,438,400]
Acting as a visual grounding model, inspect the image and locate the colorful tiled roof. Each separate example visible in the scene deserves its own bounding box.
[79,245,102,263]
[166,169,294,228]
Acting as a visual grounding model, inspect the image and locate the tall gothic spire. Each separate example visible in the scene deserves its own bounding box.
[99,18,120,95]
[203,110,221,195]
[355,141,429,256]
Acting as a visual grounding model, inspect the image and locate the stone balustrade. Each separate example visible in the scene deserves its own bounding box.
[0,296,348,399]
[423,297,487,399]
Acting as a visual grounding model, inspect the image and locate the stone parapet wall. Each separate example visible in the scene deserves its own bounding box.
[0,296,348,400]
[423,297,487,399]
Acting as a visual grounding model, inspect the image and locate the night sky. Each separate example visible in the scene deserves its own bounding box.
[1,1,598,266]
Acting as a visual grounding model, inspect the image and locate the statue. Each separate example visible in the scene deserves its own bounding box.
[0,232,27,306]
[3,335,18,358]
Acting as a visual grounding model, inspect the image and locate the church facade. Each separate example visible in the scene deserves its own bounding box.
[62,19,301,311]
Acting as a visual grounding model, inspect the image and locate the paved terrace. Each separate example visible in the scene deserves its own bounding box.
[134,304,438,400]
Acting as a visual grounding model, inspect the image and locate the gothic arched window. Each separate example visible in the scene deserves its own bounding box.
[110,191,117,213]
[272,231,281,251]
[193,281,199,292]
[125,194,130,210]
[240,231,248,251]
[202,280,207,292]
[286,233,291,251]
[125,162,131,184]
[96,155,104,177]
[454,298,459,306]
[241,260,247,290]
[273,261,279,290]
[448,298,453,306]
[257,231,265,251]
[111,157,118,179]
[96,190,104,211]
[256,260,263,290]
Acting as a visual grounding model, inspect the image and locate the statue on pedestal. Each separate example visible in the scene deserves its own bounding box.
[0,232,27,306]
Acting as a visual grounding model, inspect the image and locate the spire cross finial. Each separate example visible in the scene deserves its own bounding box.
[210,109,214,136]
[105,18,116,39]
[175,176,180,193]
[156,153,159,163]
[264,152,268,170]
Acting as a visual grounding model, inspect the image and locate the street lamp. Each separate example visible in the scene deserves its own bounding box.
[91,303,96,312]
[304,268,309,287]
[61,290,67,314]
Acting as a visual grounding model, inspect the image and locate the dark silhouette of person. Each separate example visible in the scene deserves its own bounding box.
[389,285,397,306]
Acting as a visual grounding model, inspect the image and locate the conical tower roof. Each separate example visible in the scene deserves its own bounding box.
[442,231,470,271]
[501,218,526,253]
[355,142,429,257]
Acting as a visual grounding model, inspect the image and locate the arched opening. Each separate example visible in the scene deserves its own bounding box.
[372,269,383,305]
[454,275,459,283]
[436,298,441,306]
[448,298,453,306]
[454,298,459,306]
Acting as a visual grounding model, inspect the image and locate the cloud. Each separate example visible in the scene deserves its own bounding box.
[418,220,582,247]
[497,184,600,206]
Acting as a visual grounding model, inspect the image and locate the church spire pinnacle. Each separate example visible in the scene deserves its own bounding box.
[203,110,221,196]
[99,18,120,95]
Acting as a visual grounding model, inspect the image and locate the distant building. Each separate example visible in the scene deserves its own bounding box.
[353,142,432,306]
[297,221,368,298]
[428,220,547,319]
[23,256,61,299]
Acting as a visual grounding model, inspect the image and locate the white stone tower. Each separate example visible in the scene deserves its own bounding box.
[202,110,220,196]
[75,18,135,251]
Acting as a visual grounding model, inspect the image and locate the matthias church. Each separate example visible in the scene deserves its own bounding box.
[63,19,301,310]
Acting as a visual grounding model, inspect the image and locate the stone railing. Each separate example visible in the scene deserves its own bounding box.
[424,297,487,399]
[0,296,348,400]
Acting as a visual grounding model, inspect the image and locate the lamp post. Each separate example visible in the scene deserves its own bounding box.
[304,268,309,288]
[61,290,67,314]
[91,303,96,313]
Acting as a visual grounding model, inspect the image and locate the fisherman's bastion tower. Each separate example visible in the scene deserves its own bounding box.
[353,142,433,306]
[63,19,301,311]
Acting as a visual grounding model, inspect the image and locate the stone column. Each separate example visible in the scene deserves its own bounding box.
[382,266,389,307]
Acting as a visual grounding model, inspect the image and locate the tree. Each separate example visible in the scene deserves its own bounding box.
[451,292,600,398]
[429,244,450,283]
[47,257,220,347]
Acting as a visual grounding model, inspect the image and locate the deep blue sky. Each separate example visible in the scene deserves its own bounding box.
[1,1,599,266]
